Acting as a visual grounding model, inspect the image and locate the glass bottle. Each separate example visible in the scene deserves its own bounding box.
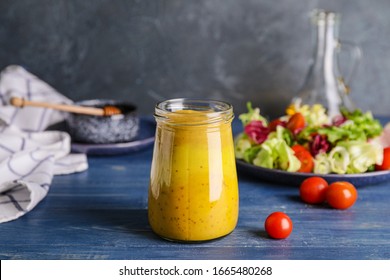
[294,10,362,118]
[148,98,239,242]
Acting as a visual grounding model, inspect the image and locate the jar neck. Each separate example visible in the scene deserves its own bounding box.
[311,10,339,71]
[154,98,234,126]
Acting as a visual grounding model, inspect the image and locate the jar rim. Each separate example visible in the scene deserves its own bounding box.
[311,9,340,25]
[154,98,234,125]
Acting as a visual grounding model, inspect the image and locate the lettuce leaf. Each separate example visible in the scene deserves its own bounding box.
[328,146,350,174]
[234,133,252,160]
[313,141,383,174]
[243,145,262,163]
[270,125,294,147]
[238,102,267,126]
[252,138,301,172]
[313,152,332,174]
[341,108,383,139]
[337,141,383,173]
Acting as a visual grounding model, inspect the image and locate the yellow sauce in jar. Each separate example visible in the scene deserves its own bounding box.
[148,103,239,242]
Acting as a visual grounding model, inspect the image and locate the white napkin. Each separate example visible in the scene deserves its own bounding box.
[0,65,88,223]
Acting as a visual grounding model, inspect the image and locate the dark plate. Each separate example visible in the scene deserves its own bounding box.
[71,117,155,155]
[236,159,390,187]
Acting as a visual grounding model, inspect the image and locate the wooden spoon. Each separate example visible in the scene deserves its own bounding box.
[10,97,121,116]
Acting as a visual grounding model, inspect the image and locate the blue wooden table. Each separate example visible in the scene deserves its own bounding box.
[1,117,390,260]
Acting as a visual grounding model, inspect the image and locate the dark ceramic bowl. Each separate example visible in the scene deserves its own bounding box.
[66,99,139,144]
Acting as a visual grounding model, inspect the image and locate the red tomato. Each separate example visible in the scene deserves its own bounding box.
[264,212,293,239]
[268,118,285,132]
[299,177,329,204]
[326,181,358,210]
[292,145,314,173]
[286,112,305,133]
[375,147,390,171]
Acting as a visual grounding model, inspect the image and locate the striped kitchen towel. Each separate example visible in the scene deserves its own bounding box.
[0,65,88,223]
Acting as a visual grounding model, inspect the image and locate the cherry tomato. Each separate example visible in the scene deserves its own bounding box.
[299,176,329,204]
[375,147,390,171]
[264,212,293,239]
[326,181,358,210]
[292,145,314,173]
[286,112,305,133]
[268,118,285,132]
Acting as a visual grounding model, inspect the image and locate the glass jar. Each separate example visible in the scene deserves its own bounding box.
[148,98,239,242]
[294,10,361,118]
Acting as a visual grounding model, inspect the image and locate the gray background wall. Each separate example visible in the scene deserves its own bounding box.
[1,0,389,118]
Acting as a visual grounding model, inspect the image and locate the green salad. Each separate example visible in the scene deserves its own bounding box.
[235,101,384,174]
